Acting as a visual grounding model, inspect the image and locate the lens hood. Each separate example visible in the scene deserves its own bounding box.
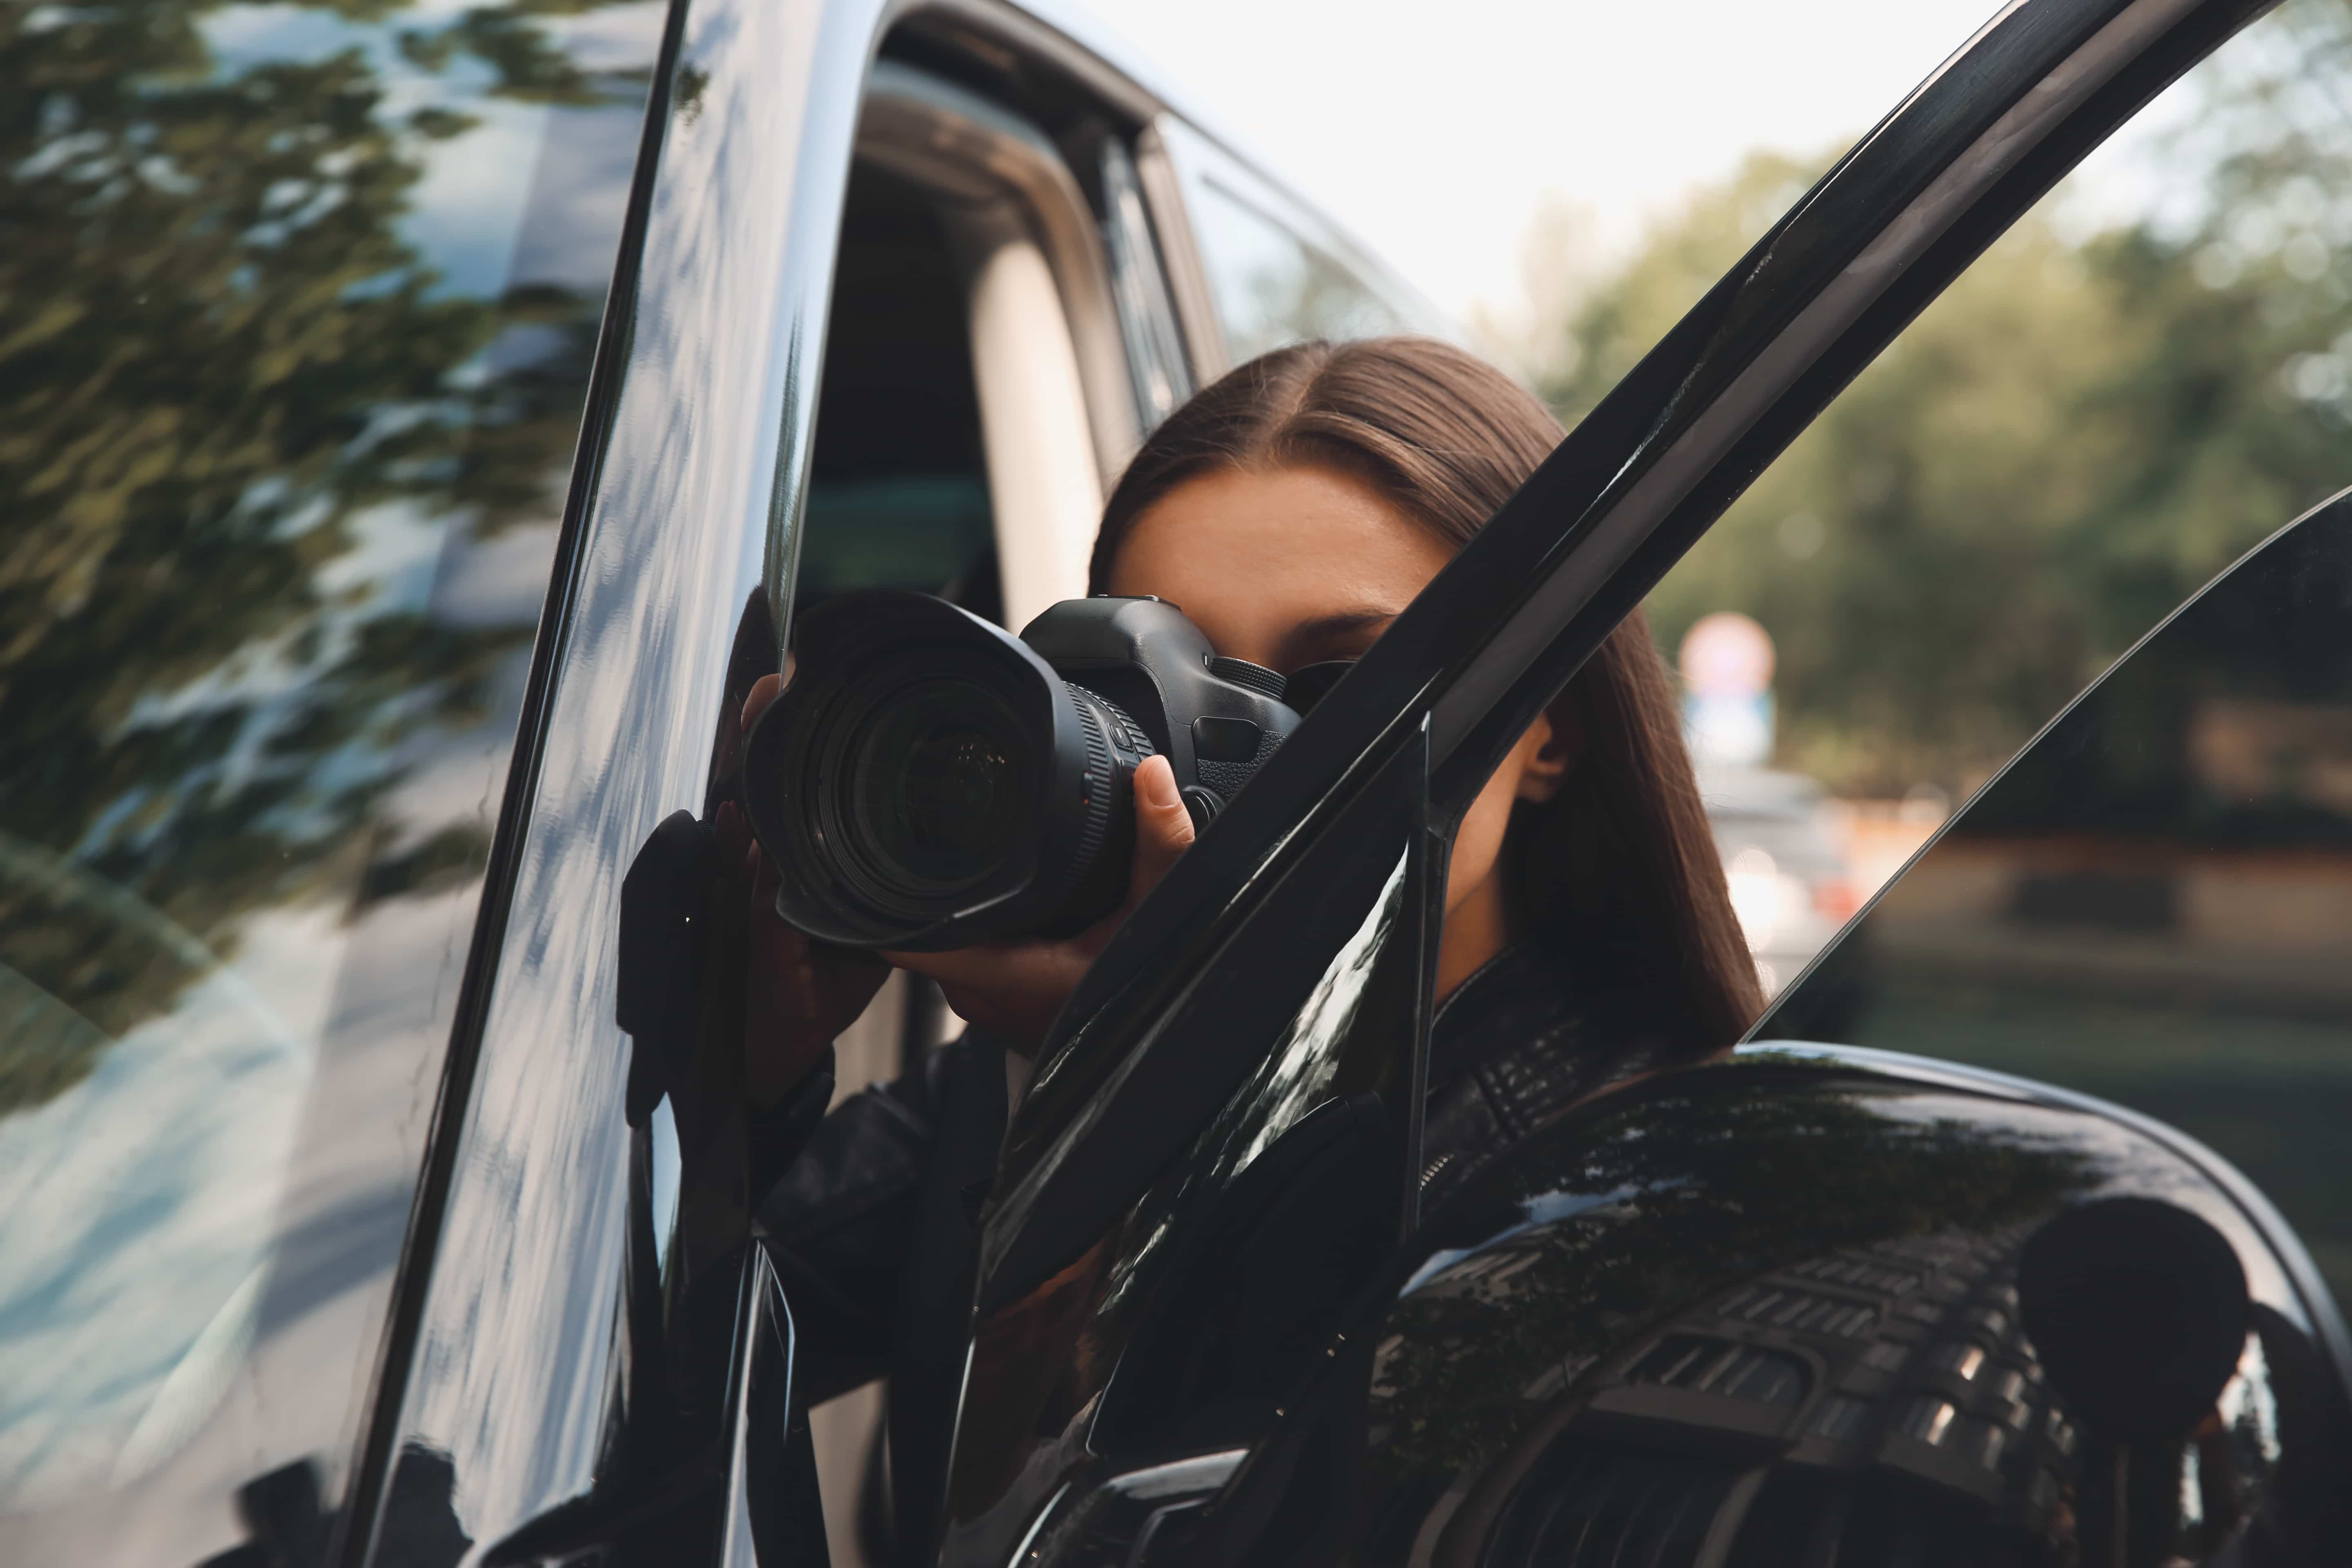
[743,591,1120,950]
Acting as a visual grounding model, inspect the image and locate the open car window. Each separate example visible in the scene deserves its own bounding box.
[947,0,2294,1553]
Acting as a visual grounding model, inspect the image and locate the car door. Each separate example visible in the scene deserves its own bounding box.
[330,2,1253,1565]
[916,0,2352,1562]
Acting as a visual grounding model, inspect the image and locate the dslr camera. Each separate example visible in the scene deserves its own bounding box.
[742,591,1311,950]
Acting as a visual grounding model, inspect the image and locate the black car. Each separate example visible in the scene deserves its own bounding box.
[2,0,2346,1564]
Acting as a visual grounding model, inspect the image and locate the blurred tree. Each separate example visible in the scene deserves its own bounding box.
[1537,0,2352,797]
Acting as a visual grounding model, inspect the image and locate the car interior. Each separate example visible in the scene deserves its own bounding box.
[799,168,1001,624]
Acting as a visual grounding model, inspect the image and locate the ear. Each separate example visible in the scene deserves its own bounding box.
[1515,700,1582,805]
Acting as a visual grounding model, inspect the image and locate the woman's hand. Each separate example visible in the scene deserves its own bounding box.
[884,753,1196,1057]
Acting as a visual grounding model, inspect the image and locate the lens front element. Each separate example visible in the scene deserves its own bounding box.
[849,679,1027,893]
[744,592,1157,948]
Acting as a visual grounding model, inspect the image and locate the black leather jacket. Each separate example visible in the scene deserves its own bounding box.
[756,928,1705,1406]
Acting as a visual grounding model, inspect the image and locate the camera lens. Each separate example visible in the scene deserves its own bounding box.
[845,679,1026,893]
[744,591,1250,950]
[744,597,1129,947]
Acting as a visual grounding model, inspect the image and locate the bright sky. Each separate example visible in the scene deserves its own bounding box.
[1083,0,2011,323]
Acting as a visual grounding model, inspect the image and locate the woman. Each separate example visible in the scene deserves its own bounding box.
[747,335,1760,1401]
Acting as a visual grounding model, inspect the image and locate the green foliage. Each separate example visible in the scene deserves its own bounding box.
[1538,3,2352,795]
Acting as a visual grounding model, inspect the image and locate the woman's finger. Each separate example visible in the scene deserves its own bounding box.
[884,940,1083,1047]
[875,758,1196,1051]
[1125,754,1196,908]
[741,670,784,733]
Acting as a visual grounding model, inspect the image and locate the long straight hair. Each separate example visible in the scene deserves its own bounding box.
[1088,336,1762,1049]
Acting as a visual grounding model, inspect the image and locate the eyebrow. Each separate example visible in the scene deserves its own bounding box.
[1275,607,1399,669]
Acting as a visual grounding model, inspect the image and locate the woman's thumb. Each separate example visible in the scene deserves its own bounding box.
[1127,755,1196,903]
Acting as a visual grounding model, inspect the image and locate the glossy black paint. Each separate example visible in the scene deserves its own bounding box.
[942,735,1435,1563]
[336,0,701,1549]
[720,1249,831,1568]
[1170,1048,2352,1567]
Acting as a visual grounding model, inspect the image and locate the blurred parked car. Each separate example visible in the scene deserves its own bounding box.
[1698,764,1861,996]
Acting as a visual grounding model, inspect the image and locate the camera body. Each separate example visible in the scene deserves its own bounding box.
[1022,595,1297,830]
[742,591,1300,951]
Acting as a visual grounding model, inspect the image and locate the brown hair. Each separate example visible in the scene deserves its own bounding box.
[1088,336,1762,1050]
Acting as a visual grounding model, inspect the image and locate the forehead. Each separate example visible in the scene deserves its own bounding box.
[1102,464,1452,657]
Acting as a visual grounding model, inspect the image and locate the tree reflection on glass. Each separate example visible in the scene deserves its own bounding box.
[0,0,649,1523]
[0,0,630,1109]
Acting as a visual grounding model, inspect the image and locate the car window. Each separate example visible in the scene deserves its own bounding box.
[1762,496,2352,1303]
[950,2,2332,1552]
[0,1,656,1555]
[1185,174,1403,361]
[1608,0,2352,1002]
[1156,121,1419,364]
[1097,137,1195,431]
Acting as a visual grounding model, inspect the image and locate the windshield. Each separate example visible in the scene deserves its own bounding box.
[0,1,657,1555]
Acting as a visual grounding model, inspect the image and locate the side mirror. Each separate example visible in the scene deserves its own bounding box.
[1162,1053,2352,1568]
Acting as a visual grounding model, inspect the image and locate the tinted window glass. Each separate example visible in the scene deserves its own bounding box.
[1187,174,1402,363]
[0,1,656,1553]
[1764,498,2352,1302]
